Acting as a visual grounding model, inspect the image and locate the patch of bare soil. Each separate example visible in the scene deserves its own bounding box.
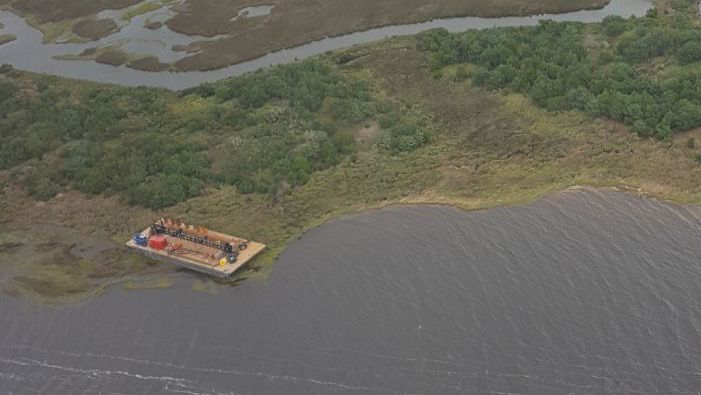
[675,127,701,142]
[355,120,381,144]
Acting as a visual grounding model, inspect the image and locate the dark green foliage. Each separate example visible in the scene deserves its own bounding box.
[0,80,15,104]
[677,40,701,64]
[378,107,432,153]
[417,9,701,138]
[0,59,378,207]
[221,107,356,194]
[207,60,372,115]
[601,16,629,37]
[616,29,668,63]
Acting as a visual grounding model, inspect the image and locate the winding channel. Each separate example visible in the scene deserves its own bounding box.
[0,0,651,89]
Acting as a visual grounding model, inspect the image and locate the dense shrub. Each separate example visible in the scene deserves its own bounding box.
[378,108,432,153]
[0,59,380,207]
[677,41,701,64]
[600,16,630,37]
[417,8,701,138]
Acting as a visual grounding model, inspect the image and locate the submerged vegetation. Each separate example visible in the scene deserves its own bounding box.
[418,0,701,138]
[2,0,701,301]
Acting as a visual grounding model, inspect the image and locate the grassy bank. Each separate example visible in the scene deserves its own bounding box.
[1,0,701,302]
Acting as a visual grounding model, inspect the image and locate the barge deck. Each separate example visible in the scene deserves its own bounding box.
[126,219,265,278]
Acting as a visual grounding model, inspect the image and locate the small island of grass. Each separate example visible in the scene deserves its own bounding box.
[0,34,17,45]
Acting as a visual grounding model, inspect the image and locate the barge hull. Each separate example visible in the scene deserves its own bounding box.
[126,226,265,277]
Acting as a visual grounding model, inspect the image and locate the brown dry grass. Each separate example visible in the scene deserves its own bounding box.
[0,0,139,22]
[95,49,128,66]
[170,0,609,71]
[3,37,701,302]
[71,18,117,40]
[127,56,169,71]
[0,0,609,70]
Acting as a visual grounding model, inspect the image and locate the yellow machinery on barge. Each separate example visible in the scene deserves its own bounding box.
[126,218,265,278]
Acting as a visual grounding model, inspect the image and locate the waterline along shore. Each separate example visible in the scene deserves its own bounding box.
[0,0,650,89]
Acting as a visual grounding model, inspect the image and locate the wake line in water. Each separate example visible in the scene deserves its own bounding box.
[0,356,191,385]
[0,356,219,395]
[0,345,402,394]
[12,341,701,391]
[2,190,700,394]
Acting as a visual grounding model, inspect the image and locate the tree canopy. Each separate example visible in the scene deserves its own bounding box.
[417,0,701,138]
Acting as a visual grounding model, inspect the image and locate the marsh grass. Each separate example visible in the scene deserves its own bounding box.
[2,6,701,301]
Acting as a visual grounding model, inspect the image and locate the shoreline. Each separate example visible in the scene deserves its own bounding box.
[0,0,651,89]
[2,2,700,303]
[293,183,701,239]
[3,180,700,394]
[170,0,614,72]
[4,182,699,305]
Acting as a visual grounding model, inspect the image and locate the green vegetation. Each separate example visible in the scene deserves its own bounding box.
[0,59,430,209]
[0,34,16,45]
[121,2,163,21]
[377,104,433,153]
[24,16,76,43]
[3,0,701,302]
[95,48,128,65]
[417,0,701,138]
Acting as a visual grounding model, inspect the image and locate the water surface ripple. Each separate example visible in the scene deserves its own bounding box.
[1,189,700,394]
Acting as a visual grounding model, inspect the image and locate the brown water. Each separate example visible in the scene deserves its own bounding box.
[1,189,700,394]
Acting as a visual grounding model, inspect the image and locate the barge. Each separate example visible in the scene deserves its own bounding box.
[126,218,265,278]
